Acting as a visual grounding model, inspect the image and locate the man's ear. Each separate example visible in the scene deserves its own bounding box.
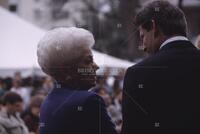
[152,20,159,37]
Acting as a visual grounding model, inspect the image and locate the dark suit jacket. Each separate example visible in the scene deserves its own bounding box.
[40,86,117,134]
[121,40,200,134]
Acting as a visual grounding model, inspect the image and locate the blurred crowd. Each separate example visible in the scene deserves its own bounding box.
[0,68,125,134]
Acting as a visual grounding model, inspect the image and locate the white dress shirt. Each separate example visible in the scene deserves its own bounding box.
[159,36,188,50]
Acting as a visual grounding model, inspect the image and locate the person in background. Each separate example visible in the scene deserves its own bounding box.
[2,78,12,91]
[11,80,30,108]
[21,95,45,134]
[37,27,117,134]
[30,77,44,96]
[0,92,29,134]
[13,72,22,82]
[113,90,122,115]
[41,76,54,94]
[0,78,6,97]
[112,78,122,98]
[104,92,122,133]
[0,97,3,111]
[94,85,122,133]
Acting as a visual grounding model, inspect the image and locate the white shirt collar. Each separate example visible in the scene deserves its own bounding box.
[159,36,188,50]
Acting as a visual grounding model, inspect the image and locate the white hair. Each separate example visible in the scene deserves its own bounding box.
[37,27,94,76]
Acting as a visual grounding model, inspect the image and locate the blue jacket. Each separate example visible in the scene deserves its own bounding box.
[40,86,117,134]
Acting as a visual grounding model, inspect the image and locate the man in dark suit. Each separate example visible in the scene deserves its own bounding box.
[121,1,200,134]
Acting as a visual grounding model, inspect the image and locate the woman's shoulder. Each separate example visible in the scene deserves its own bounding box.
[73,90,102,102]
[68,90,104,108]
[81,91,105,108]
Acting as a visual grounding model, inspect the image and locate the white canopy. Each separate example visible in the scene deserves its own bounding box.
[0,7,134,77]
[0,7,45,69]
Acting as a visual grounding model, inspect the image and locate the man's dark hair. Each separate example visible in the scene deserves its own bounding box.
[2,92,23,105]
[135,0,187,36]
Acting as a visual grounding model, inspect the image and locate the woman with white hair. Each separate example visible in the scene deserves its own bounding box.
[37,27,117,134]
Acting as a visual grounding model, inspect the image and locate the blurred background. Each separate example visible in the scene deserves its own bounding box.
[0,0,200,133]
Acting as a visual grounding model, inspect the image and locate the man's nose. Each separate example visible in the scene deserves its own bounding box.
[93,62,99,70]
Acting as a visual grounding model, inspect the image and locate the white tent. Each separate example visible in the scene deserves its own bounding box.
[0,7,45,69]
[0,7,134,77]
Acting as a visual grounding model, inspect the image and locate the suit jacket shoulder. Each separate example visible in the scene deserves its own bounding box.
[122,40,200,134]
